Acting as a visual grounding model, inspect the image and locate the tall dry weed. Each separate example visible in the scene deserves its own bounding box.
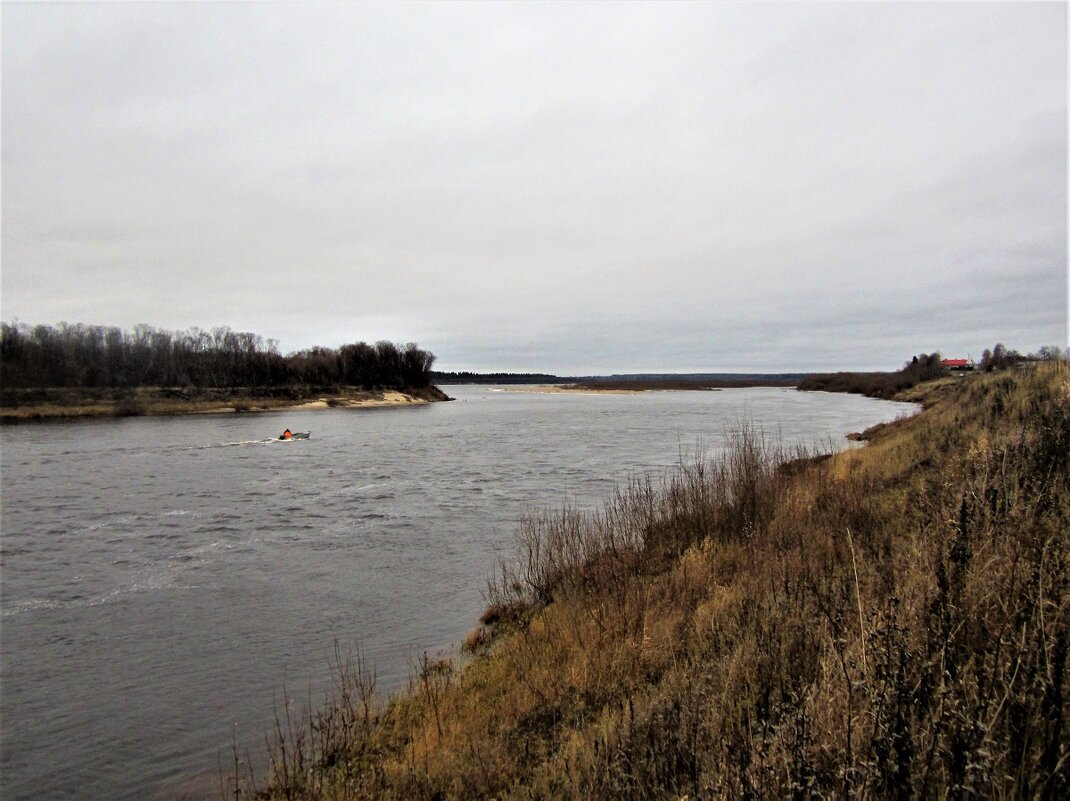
[239,364,1069,800]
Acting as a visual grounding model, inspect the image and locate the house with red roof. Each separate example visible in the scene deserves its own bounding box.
[941,358,974,371]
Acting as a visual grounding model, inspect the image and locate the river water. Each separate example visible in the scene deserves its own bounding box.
[0,385,915,800]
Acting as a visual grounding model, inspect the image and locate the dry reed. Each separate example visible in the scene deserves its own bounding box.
[232,364,1069,799]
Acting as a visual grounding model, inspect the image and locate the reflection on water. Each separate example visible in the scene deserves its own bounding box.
[0,386,915,800]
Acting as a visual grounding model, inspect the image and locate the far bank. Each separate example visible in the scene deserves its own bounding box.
[0,384,452,422]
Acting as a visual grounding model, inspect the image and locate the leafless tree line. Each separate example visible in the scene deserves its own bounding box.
[0,322,436,390]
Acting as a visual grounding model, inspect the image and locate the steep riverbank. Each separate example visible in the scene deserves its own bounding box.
[238,363,1068,799]
[0,385,451,421]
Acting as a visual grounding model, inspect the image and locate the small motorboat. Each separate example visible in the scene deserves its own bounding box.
[279,431,311,440]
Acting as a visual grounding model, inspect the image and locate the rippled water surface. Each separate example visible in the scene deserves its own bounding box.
[1,386,915,800]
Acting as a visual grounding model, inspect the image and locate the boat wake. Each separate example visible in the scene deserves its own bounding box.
[182,434,315,450]
[182,438,280,450]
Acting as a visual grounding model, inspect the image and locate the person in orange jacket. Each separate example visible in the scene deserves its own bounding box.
[281,429,293,440]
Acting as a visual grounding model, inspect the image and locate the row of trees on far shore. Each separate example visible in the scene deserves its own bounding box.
[979,342,1067,371]
[0,322,436,390]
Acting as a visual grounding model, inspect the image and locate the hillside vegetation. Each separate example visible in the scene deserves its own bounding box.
[799,346,1068,399]
[797,352,946,398]
[237,364,1069,799]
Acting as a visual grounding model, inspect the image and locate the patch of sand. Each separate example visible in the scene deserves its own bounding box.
[290,391,429,410]
[494,384,645,395]
[1,390,436,421]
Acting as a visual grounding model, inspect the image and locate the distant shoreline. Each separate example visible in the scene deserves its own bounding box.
[489,379,797,394]
[491,383,713,395]
[0,385,451,422]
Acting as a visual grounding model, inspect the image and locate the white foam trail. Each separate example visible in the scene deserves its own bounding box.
[181,438,278,450]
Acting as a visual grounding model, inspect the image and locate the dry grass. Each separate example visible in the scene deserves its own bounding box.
[235,363,1069,799]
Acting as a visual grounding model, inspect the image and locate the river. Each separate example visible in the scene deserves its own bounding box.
[0,385,914,800]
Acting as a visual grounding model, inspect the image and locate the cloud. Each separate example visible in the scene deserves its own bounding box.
[2,2,1065,371]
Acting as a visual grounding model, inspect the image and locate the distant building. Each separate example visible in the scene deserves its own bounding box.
[941,358,974,371]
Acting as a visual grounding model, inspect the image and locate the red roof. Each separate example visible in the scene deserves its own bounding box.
[942,359,969,367]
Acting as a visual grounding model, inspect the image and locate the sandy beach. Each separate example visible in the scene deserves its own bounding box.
[289,390,439,409]
[488,384,731,395]
[489,384,646,395]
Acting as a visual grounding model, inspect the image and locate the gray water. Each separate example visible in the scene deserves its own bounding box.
[0,385,915,800]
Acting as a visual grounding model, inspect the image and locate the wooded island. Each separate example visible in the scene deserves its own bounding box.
[0,322,446,419]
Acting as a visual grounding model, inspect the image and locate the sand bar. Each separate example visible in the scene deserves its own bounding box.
[1,387,450,421]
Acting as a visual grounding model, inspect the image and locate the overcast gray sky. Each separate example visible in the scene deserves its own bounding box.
[2,1,1066,372]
